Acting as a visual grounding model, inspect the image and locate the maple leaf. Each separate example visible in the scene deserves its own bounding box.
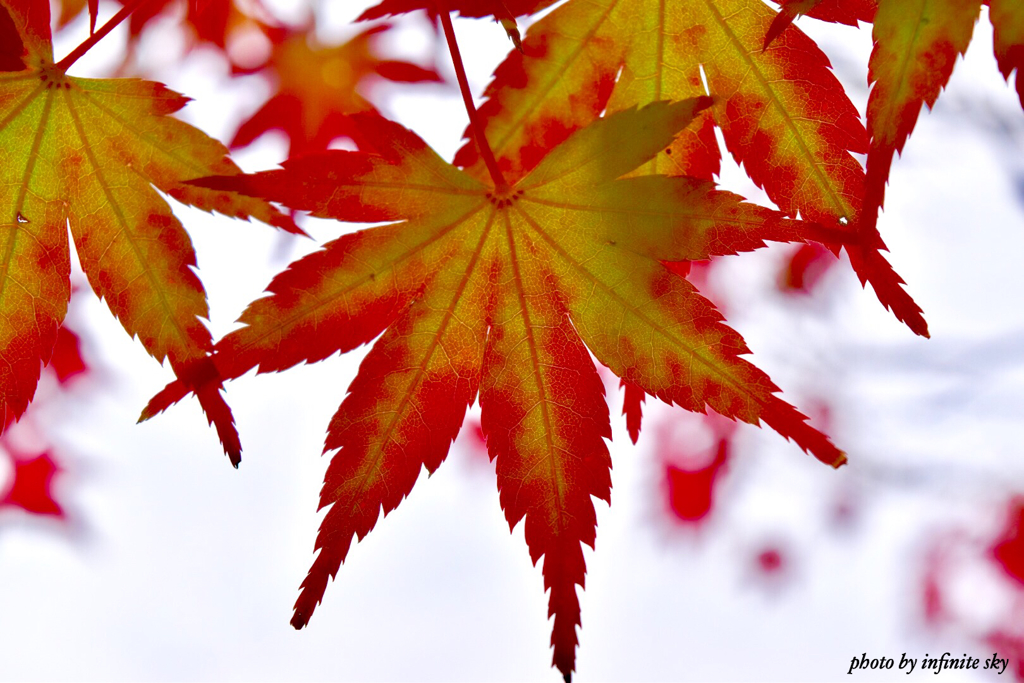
[360,0,555,49]
[763,0,877,49]
[54,0,236,50]
[778,241,837,293]
[231,25,441,157]
[861,0,983,268]
[657,411,735,524]
[0,448,63,517]
[452,0,929,338]
[49,325,88,385]
[128,0,243,50]
[992,497,1024,587]
[665,443,729,524]
[147,101,846,679]
[990,0,1024,109]
[359,0,555,21]
[0,0,299,464]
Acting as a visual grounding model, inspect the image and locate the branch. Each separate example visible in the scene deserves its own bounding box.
[436,1,509,192]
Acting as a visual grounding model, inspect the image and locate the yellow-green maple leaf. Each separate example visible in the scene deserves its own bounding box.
[145,101,847,680]
[0,0,298,463]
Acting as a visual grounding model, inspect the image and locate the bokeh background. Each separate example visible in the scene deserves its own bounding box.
[2,1,1024,680]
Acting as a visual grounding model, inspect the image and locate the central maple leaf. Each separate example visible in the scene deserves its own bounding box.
[149,97,845,679]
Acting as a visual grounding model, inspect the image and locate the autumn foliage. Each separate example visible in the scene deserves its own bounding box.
[1,0,1022,679]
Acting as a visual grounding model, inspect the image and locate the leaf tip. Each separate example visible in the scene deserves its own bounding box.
[291,607,312,630]
[228,447,242,469]
[270,212,308,237]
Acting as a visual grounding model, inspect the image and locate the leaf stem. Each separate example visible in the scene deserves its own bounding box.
[436,1,509,192]
[56,0,148,72]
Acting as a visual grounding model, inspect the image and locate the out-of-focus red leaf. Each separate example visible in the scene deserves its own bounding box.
[993,497,1024,587]
[986,630,1024,681]
[459,416,492,469]
[755,546,786,575]
[920,542,951,625]
[231,25,440,156]
[665,438,729,524]
[0,450,63,518]
[778,242,837,294]
[922,574,946,625]
[96,0,270,55]
[128,0,227,47]
[48,327,88,385]
[359,0,556,21]
[659,410,738,525]
[360,0,555,48]
[53,0,97,31]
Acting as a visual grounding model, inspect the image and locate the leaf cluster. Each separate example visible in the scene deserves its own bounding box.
[1,0,1021,678]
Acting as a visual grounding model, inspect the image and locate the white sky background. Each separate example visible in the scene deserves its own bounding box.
[2,0,1024,680]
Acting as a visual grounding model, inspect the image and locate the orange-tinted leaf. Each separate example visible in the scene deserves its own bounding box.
[231,25,440,156]
[0,0,296,462]
[863,0,982,263]
[764,0,877,49]
[456,0,926,336]
[991,0,1024,109]
[156,102,844,679]
[151,101,839,679]
[480,279,611,679]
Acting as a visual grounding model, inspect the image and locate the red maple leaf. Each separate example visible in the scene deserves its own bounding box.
[231,25,440,157]
[48,326,88,385]
[657,412,737,525]
[993,497,1024,587]
[778,242,838,294]
[1,449,64,518]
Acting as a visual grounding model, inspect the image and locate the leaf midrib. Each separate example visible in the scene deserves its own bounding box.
[701,0,853,220]
[226,201,488,369]
[63,87,202,366]
[502,209,567,533]
[332,209,496,522]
